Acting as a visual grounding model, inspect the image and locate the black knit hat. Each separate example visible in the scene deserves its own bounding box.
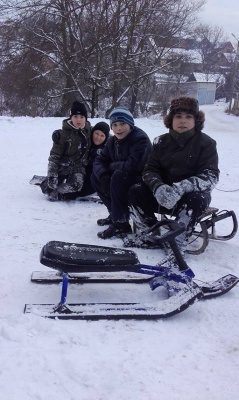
[70,101,87,119]
[164,96,205,130]
[92,122,110,139]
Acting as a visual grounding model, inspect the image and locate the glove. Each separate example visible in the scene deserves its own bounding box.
[52,129,61,144]
[47,189,58,202]
[109,161,122,172]
[101,174,111,196]
[58,172,84,193]
[154,184,181,209]
[172,179,193,195]
[48,176,58,190]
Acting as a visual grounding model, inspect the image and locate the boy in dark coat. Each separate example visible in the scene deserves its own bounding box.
[129,96,219,254]
[41,101,92,201]
[59,121,110,200]
[91,106,152,239]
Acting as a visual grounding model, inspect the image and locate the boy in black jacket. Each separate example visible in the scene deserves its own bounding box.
[91,106,152,239]
[129,96,219,254]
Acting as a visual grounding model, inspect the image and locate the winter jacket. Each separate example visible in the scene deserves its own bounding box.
[86,129,110,173]
[93,126,152,180]
[47,119,91,181]
[143,128,219,195]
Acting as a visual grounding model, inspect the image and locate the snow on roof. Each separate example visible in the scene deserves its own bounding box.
[163,47,203,63]
[187,73,225,83]
[222,52,236,62]
[154,73,188,84]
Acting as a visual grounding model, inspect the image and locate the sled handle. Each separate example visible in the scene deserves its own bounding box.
[145,220,185,244]
[145,220,188,270]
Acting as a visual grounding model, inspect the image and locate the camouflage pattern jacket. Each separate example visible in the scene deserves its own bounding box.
[47,119,91,192]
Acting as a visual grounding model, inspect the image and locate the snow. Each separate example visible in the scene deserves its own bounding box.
[0,101,239,400]
[188,73,225,84]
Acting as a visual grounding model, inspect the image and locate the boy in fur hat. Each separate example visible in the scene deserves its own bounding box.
[41,101,92,201]
[129,96,219,255]
[91,106,152,239]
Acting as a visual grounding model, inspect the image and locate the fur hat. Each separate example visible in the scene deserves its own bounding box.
[92,122,110,140]
[70,101,87,119]
[109,106,134,128]
[164,96,205,131]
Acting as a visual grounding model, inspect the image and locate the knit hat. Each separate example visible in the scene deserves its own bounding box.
[109,106,134,128]
[164,96,205,131]
[92,122,110,139]
[70,101,87,119]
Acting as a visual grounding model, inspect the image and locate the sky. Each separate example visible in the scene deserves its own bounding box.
[0,101,238,399]
[200,0,239,43]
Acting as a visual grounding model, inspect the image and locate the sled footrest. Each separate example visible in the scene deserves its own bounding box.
[40,241,141,274]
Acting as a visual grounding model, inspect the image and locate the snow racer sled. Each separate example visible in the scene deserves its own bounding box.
[24,220,239,320]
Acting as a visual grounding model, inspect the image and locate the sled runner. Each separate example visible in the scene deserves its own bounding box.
[29,175,46,185]
[24,274,238,320]
[25,221,239,320]
[129,206,238,255]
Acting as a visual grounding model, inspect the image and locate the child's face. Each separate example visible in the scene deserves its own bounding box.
[70,114,86,129]
[172,112,195,133]
[111,121,131,140]
[92,130,106,146]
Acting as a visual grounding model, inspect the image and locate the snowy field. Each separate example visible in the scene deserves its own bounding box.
[0,101,239,400]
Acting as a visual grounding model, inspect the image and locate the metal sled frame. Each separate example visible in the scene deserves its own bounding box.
[160,207,238,255]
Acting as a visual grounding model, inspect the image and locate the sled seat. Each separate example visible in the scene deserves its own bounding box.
[133,207,219,232]
[40,241,140,273]
[160,206,218,220]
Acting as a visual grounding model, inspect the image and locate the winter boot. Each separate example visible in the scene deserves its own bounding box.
[97,222,132,239]
[97,215,112,226]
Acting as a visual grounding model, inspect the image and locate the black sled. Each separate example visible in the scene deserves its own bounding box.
[25,221,239,320]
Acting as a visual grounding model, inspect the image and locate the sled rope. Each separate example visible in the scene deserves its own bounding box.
[215,187,239,192]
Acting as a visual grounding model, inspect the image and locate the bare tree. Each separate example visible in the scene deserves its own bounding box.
[0,0,206,116]
[193,23,227,73]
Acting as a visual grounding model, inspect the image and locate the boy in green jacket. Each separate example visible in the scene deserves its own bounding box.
[42,101,91,201]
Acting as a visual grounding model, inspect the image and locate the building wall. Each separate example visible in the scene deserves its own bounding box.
[180,82,216,105]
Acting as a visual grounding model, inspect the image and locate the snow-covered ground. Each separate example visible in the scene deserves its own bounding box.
[0,101,238,400]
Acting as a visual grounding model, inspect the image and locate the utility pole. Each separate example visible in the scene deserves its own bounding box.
[228,34,239,114]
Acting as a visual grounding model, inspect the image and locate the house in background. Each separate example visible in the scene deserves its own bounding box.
[181,72,225,105]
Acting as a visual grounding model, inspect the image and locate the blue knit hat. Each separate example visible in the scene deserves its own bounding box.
[109,106,134,128]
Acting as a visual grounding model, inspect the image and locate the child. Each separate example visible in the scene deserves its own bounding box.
[41,100,92,201]
[59,121,110,200]
[129,96,220,254]
[91,106,152,239]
